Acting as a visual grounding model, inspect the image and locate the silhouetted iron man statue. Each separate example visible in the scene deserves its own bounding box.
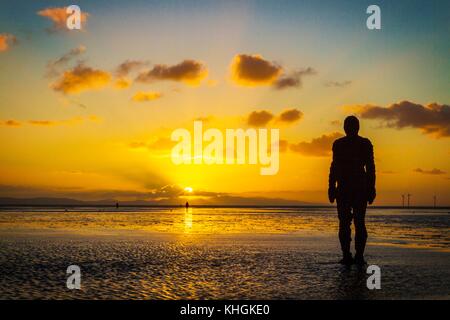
[329,116,376,265]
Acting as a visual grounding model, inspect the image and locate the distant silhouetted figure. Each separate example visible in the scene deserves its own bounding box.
[328,116,376,265]
[116,202,119,209]
[185,201,189,209]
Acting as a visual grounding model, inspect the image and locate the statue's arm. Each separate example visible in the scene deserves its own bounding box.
[329,143,337,188]
[328,142,337,203]
[366,140,376,203]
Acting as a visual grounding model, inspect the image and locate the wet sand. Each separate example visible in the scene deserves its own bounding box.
[0,207,449,299]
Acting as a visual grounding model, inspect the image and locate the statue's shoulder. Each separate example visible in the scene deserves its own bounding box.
[358,136,373,150]
[334,136,346,145]
[361,136,372,145]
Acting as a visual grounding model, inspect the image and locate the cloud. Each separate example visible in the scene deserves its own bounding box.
[381,170,397,174]
[279,139,289,153]
[116,60,148,77]
[132,91,162,102]
[0,33,17,52]
[290,132,343,156]
[46,45,86,77]
[194,116,214,123]
[273,68,317,89]
[111,60,150,89]
[129,137,174,151]
[128,142,148,149]
[114,78,131,89]
[278,108,303,123]
[51,63,111,94]
[1,116,99,127]
[353,101,450,138]
[136,60,208,85]
[330,120,341,126]
[37,7,89,32]
[247,110,275,127]
[0,120,21,127]
[325,80,352,88]
[247,108,303,127]
[230,54,316,89]
[230,54,282,86]
[28,116,99,126]
[0,183,311,205]
[414,168,446,175]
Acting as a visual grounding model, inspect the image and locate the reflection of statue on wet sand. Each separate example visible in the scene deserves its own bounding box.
[328,116,376,266]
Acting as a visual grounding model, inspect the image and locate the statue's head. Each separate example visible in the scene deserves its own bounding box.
[344,115,359,137]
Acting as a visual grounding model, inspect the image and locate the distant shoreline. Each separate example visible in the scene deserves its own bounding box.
[0,204,449,210]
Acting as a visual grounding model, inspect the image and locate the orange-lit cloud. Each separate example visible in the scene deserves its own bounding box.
[132,91,162,102]
[247,110,275,127]
[414,168,446,175]
[290,132,343,156]
[37,7,89,32]
[351,101,450,138]
[230,54,282,86]
[136,60,208,85]
[0,33,17,52]
[115,78,131,89]
[51,63,111,94]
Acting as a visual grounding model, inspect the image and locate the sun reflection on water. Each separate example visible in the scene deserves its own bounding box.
[184,208,193,233]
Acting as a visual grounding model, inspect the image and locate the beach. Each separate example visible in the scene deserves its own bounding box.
[0,207,449,299]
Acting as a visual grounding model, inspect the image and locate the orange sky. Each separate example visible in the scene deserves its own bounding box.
[0,2,449,205]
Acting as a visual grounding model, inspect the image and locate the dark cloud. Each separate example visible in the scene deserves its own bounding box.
[325,80,352,88]
[46,45,86,77]
[1,116,98,127]
[279,139,289,153]
[247,108,303,127]
[273,68,317,90]
[136,59,208,85]
[290,132,343,157]
[356,101,450,138]
[414,168,446,175]
[247,110,275,127]
[278,108,303,123]
[115,60,148,77]
[0,184,310,205]
[231,54,282,86]
[0,120,21,127]
[381,170,397,174]
[230,53,316,89]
